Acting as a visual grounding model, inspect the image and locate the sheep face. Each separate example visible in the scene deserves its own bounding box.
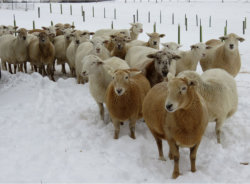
[147,51,181,78]
[64,23,75,29]
[81,30,95,40]
[42,26,56,38]
[38,32,50,44]
[147,33,165,48]
[55,23,64,30]
[130,23,143,34]
[5,25,18,35]
[17,28,27,41]
[219,33,245,52]
[81,55,103,77]
[111,34,130,50]
[90,38,107,54]
[63,29,74,41]
[111,69,141,96]
[190,43,210,58]
[72,31,88,45]
[162,42,182,52]
[165,77,192,113]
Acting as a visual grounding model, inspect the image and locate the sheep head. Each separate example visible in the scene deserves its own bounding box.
[146,32,165,48]
[219,33,245,51]
[147,51,181,78]
[165,74,196,113]
[110,69,141,96]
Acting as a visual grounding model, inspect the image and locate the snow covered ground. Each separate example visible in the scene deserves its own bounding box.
[0,0,250,182]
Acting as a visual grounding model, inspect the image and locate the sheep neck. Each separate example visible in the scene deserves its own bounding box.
[130,29,138,40]
[39,41,51,58]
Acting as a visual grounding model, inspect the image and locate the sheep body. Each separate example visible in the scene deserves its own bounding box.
[105,69,150,139]
[142,76,208,178]
[81,55,129,120]
[200,33,244,77]
[177,68,238,143]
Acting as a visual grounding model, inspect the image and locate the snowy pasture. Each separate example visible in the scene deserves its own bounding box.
[0,0,250,182]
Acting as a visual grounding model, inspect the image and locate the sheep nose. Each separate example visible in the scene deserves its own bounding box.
[76,40,80,44]
[82,71,87,76]
[23,36,26,40]
[96,48,100,53]
[229,44,234,49]
[66,36,70,40]
[166,104,173,111]
[162,71,168,77]
[116,89,122,94]
[153,41,157,45]
[140,29,143,33]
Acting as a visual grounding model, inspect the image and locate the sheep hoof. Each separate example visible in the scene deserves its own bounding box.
[172,171,180,179]
[120,122,124,125]
[158,156,166,161]
[130,134,136,139]
[191,168,196,173]
[217,137,221,144]
[114,133,119,139]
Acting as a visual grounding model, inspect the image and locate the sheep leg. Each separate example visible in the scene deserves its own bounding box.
[8,64,13,74]
[47,64,55,81]
[112,119,120,139]
[129,119,136,139]
[168,140,180,179]
[24,62,27,73]
[153,134,166,161]
[62,63,66,74]
[14,64,17,74]
[215,118,225,144]
[1,61,7,70]
[190,142,200,173]
[97,102,104,121]
[34,65,37,72]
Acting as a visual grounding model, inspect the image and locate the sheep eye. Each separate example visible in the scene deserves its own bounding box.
[158,61,161,65]
[182,87,187,91]
[166,45,169,47]
[125,76,129,80]
[197,46,199,49]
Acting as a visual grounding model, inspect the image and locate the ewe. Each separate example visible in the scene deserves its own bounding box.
[143,74,208,179]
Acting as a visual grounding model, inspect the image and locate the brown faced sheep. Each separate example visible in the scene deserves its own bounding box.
[28,32,55,81]
[142,74,208,179]
[105,69,151,139]
[110,33,131,60]
[200,33,245,77]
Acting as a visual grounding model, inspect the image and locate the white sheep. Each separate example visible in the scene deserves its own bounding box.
[126,32,165,50]
[161,42,182,53]
[177,68,238,143]
[175,42,210,75]
[75,37,110,84]
[54,29,74,74]
[94,23,143,40]
[66,30,90,77]
[0,28,28,74]
[80,55,129,121]
[200,33,245,77]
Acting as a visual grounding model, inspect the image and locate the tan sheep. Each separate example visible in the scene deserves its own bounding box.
[177,69,238,143]
[105,69,151,139]
[126,32,165,50]
[142,74,208,179]
[110,33,131,60]
[200,33,245,77]
[28,32,55,81]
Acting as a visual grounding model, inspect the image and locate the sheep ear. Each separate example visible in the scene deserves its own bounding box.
[3,26,7,29]
[147,53,156,59]
[130,23,135,26]
[110,35,116,39]
[42,27,49,30]
[206,45,212,49]
[129,70,141,77]
[190,45,196,50]
[167,73,174,81]
[172,54,181,60]
[14,26,18,30]
[177,44,182,48]
[146,33,151,37]
[185,78,197,86]
[103,40,109,44]
[219,36,228,41]
[71,25,75,29]
[89,32,95,35]
[95,61,104,65]
[237,36,245,42]
[161,43,167,47]
[159,34,165,38]
[125,36,131,42]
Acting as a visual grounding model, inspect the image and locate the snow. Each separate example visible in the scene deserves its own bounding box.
[0,0,250,182]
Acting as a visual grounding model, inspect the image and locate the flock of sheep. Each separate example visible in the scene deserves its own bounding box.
[0,22,244,179]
